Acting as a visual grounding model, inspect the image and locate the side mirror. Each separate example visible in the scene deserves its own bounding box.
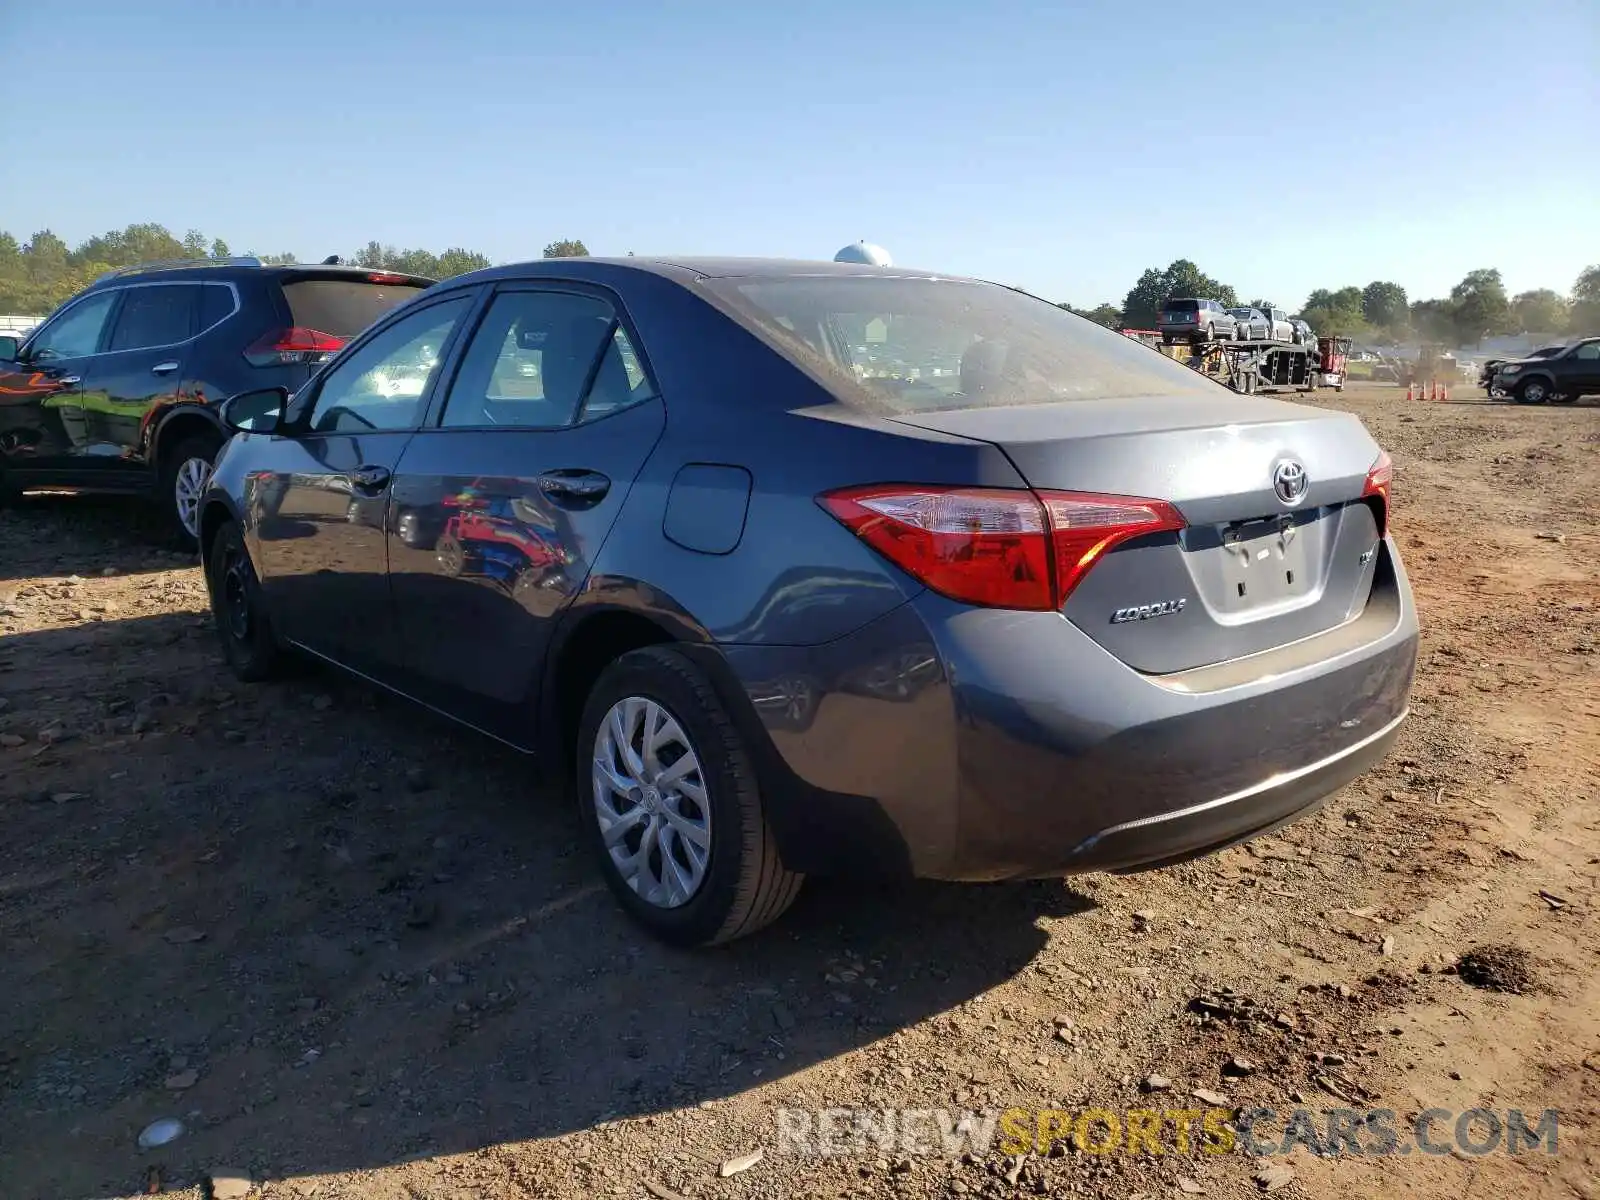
[0,335,19,362]
[221,386,289,434]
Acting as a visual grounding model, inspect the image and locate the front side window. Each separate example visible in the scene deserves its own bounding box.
[306,296,470,433]
[440,290,653,429]
[1574,341,1600,360]
[28,291,119,360]
[107,285,196,351]
[703,275,1223,414]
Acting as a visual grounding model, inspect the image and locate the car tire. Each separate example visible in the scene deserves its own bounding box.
[1514,378,1550,405]
[205,519,286,683]
[577,645,803,947]
[435,531,467,576]
[161,432,224,552]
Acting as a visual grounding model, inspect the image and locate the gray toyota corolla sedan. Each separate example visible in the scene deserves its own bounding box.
[199,257,1418,946]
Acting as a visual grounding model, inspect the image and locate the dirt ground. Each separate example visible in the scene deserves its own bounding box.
[1,383,1596,1200]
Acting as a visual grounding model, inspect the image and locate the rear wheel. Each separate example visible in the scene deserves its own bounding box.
[1514,378,1550,405]
[577,646,802,947]
[205,519,286,682]
[160,432,224,551]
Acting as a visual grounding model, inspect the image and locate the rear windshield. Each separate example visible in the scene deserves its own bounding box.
[1228,308,1254,317]
[700,275,1224,414]
[1164,299,1200,312]
[280,279,430,339]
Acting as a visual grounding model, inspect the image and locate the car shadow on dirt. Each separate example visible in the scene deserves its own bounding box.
[0,493,191,582]
[0,611,1097,1197]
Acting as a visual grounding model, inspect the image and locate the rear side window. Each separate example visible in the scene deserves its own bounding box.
[280,279,430,340]
[702,275,1223,414]
[439,290,654,429]
[196,284,235,332]
[108,285,196,351]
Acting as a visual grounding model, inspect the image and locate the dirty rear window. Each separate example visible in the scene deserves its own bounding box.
[701,275,1223,414]
[281,279,430,339]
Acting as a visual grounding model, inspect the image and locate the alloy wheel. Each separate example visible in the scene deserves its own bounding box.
[591,696,712,909]
[220,548,252,641]
[174,456,212,537]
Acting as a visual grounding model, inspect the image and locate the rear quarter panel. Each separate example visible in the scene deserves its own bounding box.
[576,271,1029,647]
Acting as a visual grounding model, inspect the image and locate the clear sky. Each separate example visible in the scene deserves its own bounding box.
[2,0,1594,310]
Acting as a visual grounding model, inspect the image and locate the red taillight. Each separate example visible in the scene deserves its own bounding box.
[818,485,1185,611]
[1362,450,1392,535]
[367,272,406,284]
[244,326,345,367]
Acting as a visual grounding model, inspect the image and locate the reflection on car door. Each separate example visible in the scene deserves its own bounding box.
[385,285,666,736]
[250,292,476,676]
[0,290,117,479]
[77,282,197,478]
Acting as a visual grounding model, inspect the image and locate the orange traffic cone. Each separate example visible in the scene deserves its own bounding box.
[1406,382,1415,401]
[1430,379,1439,401]
[1441,382,1450,402]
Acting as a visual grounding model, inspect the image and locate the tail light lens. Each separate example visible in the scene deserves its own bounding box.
[244,327,345,367]
[818,485,1185,611]
[1362,450,1392,535]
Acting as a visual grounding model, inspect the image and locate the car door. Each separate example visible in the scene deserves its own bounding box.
[77,282,198,480]
[1568,340,1600,392]
[250,290,477,675]
[0,289,118,480]
[385,284,666,734]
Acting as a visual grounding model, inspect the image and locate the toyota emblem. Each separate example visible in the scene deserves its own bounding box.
[1272,459,1308,506]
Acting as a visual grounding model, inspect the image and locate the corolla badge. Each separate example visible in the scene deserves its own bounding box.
[1110,599,1186,624]
[1272,458,1309,506]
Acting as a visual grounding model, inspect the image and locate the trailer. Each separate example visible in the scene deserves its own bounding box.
[1159,339,1321,394]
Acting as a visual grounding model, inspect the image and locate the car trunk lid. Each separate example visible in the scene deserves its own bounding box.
[888,394,1388,674]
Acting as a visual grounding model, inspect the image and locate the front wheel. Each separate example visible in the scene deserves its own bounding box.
[161,433,224,551]
[205,520,286,682]
[1514,378,1550,405]
[578,646,803,946]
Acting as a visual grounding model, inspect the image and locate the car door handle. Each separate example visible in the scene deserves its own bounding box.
[537,470,610,502]
[151,361,179,375]
[350,465,391,492]
[56,375,82,386]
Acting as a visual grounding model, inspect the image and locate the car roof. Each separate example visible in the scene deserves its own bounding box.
[84,262,437,290]
[437,256,967,289]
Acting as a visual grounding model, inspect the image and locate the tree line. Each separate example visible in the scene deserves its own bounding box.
[1063,260,1600,346]
[0,224,590,315]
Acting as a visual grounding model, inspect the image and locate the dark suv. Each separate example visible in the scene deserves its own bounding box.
[0,257,434,545]
[1158,298,1238,344]
[1490,337,1600,405]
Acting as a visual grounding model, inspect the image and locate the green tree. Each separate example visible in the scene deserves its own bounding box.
[1511,289,1569,335]
[1060,301,1121,328]
[1448,268,1511,345]
[1409,298,1456,344]
[1298,286,1368,335]
[211,237,231,258]
[434,248,492,279]
[1361,281,1409,336]
[1568,265,1600,336]
[1247,299,1275,312]
[1120,259,1236,329]
[543,239,589,258]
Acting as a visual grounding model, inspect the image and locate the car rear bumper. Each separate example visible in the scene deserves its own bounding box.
[720,537,1418,882]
